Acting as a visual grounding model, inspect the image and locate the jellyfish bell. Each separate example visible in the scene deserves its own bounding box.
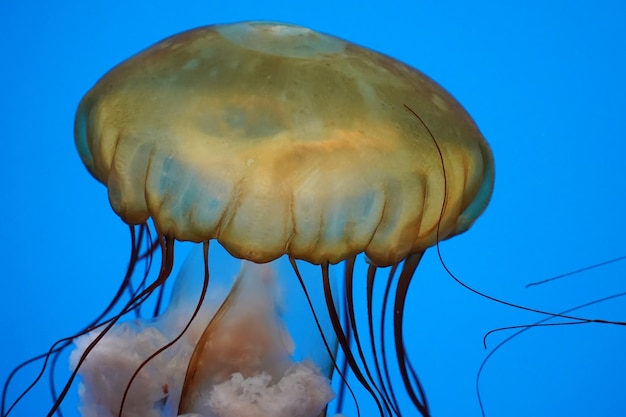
[75,20,493,266]
[68,21,494,417]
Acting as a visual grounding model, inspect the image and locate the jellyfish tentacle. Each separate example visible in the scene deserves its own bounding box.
[47,235,175,417]
[392,253,430,417]
[378,263,401,413]
[526,255,626,288]
[365,264,401,416]
[133,224,161,318]
[410,93,626,330]
[115,224,158,320]
[151,274,168,317]
[120,241,209,417]
[321,261,386,416]
[126,224,146,318]
[289,258,360,417]
[2,224,156,417]
[344,258,394,415]
[476,290,626,417]
[334,288,352,415]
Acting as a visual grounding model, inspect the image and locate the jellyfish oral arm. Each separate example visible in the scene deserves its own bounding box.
[71,261,334,417]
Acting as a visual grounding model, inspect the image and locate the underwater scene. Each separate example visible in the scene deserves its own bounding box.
[1,1,625,417]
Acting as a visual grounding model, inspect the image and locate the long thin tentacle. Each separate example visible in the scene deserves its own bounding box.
[289,258,360,417]
[379,264,401,413]
[2,224,154,417]
[393,253,430,417]
[366,264,400,416]
[344,258,393,415]
[46,235,176,417]
[119,241,210,416]
[321,261,385,416]
[334,281,352,414]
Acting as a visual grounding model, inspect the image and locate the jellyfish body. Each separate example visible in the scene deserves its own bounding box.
[75,21,493,266]
[69,21,494,417]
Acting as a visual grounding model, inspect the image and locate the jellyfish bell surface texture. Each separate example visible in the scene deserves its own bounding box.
[75,20,494,266]
[68,20,494,417]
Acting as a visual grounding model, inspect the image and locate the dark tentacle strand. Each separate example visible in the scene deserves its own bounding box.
[119,241,211,417]
[321,261,386,417]
[366,264,400,416]
[379,263,401,414]
[344,258,394,416]
[393,253,430,417]
[333,276,352,414]
[45,235,176,417]
[330,254,433,417]
[1,224,159,417]
[289,258,360,417]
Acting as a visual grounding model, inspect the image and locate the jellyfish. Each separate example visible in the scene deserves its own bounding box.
[12,21,495,417]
